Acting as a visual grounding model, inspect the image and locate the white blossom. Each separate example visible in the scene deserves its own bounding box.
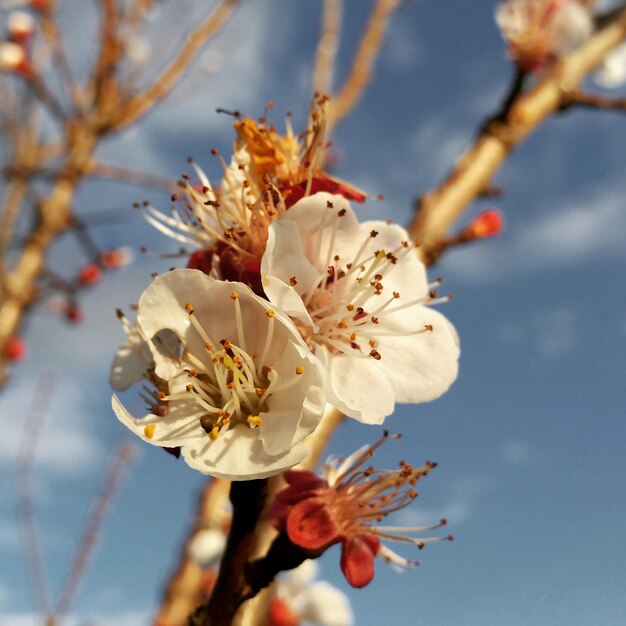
[595,42,626,87]
[261,193,459,424]
[112,269,326,480]
[273,560,353,626]
[495,0,594,70]
[187,528,227,569]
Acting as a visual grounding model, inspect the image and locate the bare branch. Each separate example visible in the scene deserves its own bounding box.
[327,0,401,130]
[87,160,177,191]
[53,442,135,623]
[114,0,238,130]
[560,90,626,111]
[409,8,626,258]
[313,0,342,96]
[14,372,57,621]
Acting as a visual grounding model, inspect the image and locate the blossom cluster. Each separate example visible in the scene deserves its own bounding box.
[495,0,596,71]
[111,104,460,480]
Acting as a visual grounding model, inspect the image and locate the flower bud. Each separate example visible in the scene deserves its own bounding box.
[8,12,35,42]
[6,336,26,361]
[465,209,504,239]
[78,263,102,286]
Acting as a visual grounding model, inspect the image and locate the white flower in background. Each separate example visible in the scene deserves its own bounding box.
[269,560,353,626]
[112,269,327,480]
[495,0,594,70]
[188,528,227,569]
[595,42,626,87]
[261,193,459,425]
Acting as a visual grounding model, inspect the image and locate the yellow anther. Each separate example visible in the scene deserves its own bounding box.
[295,366,305,375]
[185,302,194,312]
[338,320,348,329]
[209,426,220,440]
[266,309,276,318]
[230,291,239,300]
[144,424,156,439]
[223,355,235,369]
[247,415,264,428]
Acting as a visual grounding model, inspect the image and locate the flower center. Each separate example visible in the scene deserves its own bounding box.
[157,292,304,441]
[297,226,445,360]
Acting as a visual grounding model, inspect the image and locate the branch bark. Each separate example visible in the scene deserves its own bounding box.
[408,8,626,260]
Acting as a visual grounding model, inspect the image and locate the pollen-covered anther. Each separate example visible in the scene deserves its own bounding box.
[144,424,156,439]
[266,309,276,318]
[247,415,263,428]
[289,276,298,286]
[338,320,348,330]
[230,291,239,300]
[370,230,379,238]
[185,302,194,312]
[187,368,198,377]
[157,391,166,399]
[424,324,433,332]
[369,350,382,360]
[209,426,220,441]
[393,291,400,299]
[295,366,305,375]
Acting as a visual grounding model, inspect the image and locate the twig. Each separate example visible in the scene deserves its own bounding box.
[327,0,401,131]
[52,442,135,623]
[560,90,626,111]
[313,0,342,95]
[14,372,57,622]
[409,7,626,259]
[87,160,177,191]
[113,0,238,130]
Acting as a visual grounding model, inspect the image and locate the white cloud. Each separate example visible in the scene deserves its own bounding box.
[443,189,626,283]
[0,377,100,474]
[501,440,536,465]
[395,475,490,528]
[495,307,577,357]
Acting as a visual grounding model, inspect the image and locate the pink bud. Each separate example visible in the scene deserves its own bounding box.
[66,305,83,324]
[78,264,102,286]
[6,336,26,361]
[466,209,504,239]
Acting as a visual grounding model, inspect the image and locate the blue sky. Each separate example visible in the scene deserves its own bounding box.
[1,1,626,624]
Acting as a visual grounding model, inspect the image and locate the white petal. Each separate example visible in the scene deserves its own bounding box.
[319,348,395,424]
[376,309,460,403]
[110,339,151,391]
[187,528,226,568]
[299,581,354,626]
[549,2,592,56]
[112,395,202,447]
[182,427,311,480]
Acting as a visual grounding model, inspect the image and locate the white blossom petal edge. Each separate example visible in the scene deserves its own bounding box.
[261,192,459,424]
[112,269,326,480]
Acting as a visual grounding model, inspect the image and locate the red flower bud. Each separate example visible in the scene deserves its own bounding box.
[465,209,504,239]
[6,336,26,361]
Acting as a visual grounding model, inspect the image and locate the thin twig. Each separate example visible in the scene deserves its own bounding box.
[14,372,58,621]
[313,0,342,95]
[114,0,238,129]
[409,7,626,259]
[327,0,401,131]
[560,90,626,111]
[87,160,177,191]
[52,442,136,623]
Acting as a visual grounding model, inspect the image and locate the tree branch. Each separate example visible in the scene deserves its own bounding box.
[113,0,238,130]
[408,8,626,260]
